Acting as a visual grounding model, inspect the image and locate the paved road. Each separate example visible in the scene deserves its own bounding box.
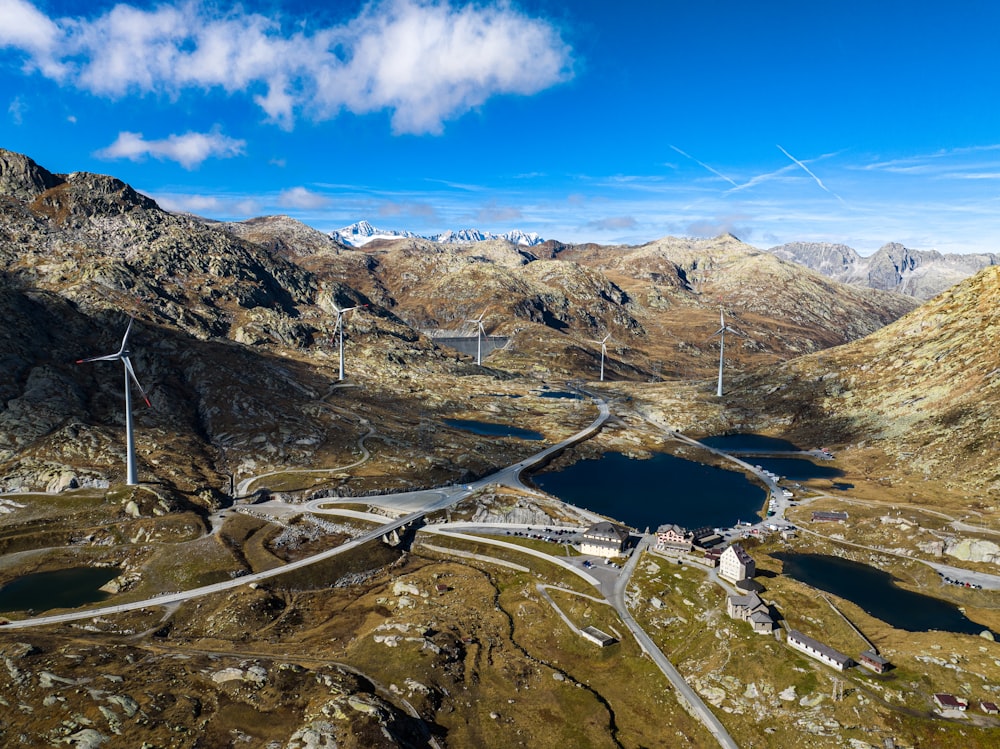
[609,535,740,749]
[1,388,610,630]
[0,510,421,630]
[411,524,739,749]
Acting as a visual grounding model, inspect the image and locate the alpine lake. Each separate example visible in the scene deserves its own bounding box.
[0,566,121,615]
[531,433,989,637]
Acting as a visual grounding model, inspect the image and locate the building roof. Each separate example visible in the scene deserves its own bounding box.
[581,626,617,646]
[981,701,999,713]
[584,521,629,542]
[656,523,686,536]
[811,511,849,521]
[933,693,967,708]
[723,543,754,565]
[860,649,890,666]
[788,629,852,667]
[729,591,764,609]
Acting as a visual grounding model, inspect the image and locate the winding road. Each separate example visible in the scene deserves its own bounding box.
[1,387,610,630]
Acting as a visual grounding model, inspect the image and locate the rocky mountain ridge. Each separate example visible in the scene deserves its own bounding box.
[734,263,1000,496]
[769,240,999,300]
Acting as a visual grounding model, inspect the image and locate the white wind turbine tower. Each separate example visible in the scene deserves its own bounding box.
[76,317,151,486]
[333,303,366,381]
[710,308,739,397]
[468,311,488,365]
[592,333,611,381]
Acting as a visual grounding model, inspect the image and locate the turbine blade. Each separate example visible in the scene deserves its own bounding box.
[122,357,152,407]
[76,352,120,364]
[117,316,135,356]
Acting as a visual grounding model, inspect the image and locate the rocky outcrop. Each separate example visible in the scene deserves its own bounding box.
[945,537,1000,566]
[0,148,64,201]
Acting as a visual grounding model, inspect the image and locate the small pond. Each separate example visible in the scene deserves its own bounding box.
[773,552,989,636]
[531,451,766,531]
[0,566,121,614]
[535,390,582,400]
[444,418,544,441]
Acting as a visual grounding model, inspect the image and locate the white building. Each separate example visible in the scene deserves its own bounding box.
[719,543,756,583]
[787,630,853,671]
[579,521,629,558]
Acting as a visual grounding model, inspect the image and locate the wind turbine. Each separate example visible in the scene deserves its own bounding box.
[592,333,611,381]
[710,308,739,397]
[333,303,366,381]
[468,311,487,365]
[76,317,151,486]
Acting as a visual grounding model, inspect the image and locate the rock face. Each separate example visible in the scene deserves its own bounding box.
[769,240,999,300]
[945,538,1000,565]
[0,150,64,200]
[739,264,1000,495]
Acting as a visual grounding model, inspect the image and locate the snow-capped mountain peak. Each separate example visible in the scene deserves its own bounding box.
[330,221,419,246]
[331,221,545,248]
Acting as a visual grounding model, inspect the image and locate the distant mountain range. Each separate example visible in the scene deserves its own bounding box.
[331,220,544,248]
[767,241,999,300]
[331,223,996,299]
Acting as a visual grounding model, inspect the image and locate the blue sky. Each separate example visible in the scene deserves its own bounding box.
[3,0,1000,253]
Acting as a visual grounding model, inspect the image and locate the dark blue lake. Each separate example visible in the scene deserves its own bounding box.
[751,458,844,480]
[530,451,766,531]
[0,566,121,613]
[774,553,988,636]
[444,418,544,441]
[700,434,801,451]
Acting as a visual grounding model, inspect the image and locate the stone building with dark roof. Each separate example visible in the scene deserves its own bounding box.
[726,591,774,634]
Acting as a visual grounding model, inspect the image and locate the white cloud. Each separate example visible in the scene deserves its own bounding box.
[8,96,25,124]
[277,186,330,209]
[586,216,637,231]
[475,200,521,222]
[2,0,572,134]
[377,201,437,219]
[94,129,246,169]
[155,192,260,217]
[0,0,64,76]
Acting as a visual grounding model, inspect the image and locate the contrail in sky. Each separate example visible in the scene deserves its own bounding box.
[670,145,739,187]
[776,144,847,205]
